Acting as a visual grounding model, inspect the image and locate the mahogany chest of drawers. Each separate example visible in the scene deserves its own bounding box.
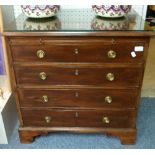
[4,35,152,144]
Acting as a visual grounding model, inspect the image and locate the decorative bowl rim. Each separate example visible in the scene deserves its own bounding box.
[21,5,60,11]
[92,5,132,12]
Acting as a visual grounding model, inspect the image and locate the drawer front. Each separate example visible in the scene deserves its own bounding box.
[21,109,135,128]
[76,109,136,128]
[11,45,76,62]
[11,39,147,63]
[18,89,138,108]
[21,109,76,127]
[14,66,142,87]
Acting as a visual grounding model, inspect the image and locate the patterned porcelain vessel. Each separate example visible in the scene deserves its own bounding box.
[23,17,61,31]
[91,17,129,30]
[21,5,60,18]
[92,5,132,18]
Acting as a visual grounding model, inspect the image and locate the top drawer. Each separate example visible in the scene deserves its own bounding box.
[10,37,148,63]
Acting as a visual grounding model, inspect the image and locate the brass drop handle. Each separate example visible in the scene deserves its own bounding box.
[107,50,116,59]
[39,72,47,80]
[42,95,48,103]
[37,50,45,59]
[75,48,79,54]
[102,116,110,124]
[106,73,115,81]
[105,96,112,104]
[45,116,51,123]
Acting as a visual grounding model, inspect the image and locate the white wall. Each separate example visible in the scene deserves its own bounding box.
[1,6,15,27]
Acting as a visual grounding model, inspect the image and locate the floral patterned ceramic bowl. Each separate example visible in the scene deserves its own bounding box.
[21,5,60,18]
[23,17,61,31]
[91,17,129,30]
[92,5,132,18]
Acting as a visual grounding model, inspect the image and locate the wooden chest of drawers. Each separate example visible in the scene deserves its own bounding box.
[5,36,150,144]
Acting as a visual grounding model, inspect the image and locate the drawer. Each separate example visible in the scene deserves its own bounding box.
[76,109,136,128]
[14,66,142,87]
[18,89,139,108]
[21,109,135,128]
[11,45,76,62]
[10,38,147,63]
[21,109,76,127]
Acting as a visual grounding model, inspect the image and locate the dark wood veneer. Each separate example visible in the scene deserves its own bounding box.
[21,109,76,127]
[18,89,139,109]
[11,39,146,63]
[14,66,142,87]
[5,34,152,144]
[18,127,136,144]
[20,109,136,128]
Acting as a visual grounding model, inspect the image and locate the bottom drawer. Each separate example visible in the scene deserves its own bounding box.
[76,109,136,128]
[21,109,136,128]
[21,109,76,127]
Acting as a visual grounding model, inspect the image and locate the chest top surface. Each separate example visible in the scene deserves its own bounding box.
[2,8,155,36]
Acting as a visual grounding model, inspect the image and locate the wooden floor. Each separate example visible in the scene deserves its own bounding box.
[142,38,155,97]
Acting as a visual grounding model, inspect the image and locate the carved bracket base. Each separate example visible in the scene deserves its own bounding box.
[19,127,136,144]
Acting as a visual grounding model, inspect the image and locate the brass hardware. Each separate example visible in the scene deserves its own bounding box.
[105,96,112,104]
[37,50,45,58]
[107,50,116,59]
[39,72,47,80]
[45,116,51,123]
[102,116,110,124]
[0,88,4,99]
[106,73,115,81]
[75,92,79,98]
[75,112,79,118]
[75,49,79,54]
[75,69,79,76]
[111,38,115,44]
[42,95,48,103]
[39,38,43,44]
